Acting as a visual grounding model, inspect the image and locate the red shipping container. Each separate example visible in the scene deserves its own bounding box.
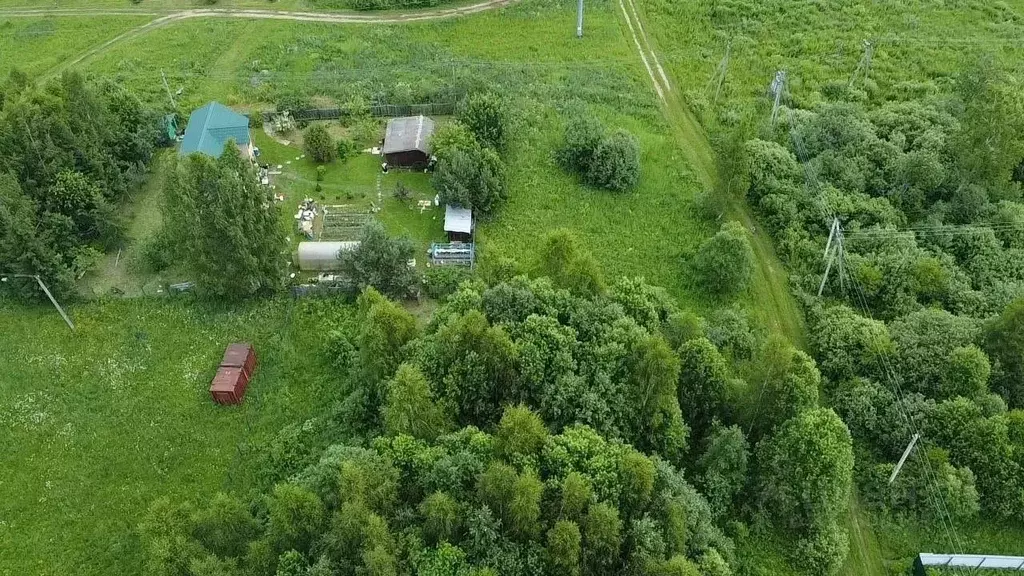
[210,367,248,405]
[220,343,257,380]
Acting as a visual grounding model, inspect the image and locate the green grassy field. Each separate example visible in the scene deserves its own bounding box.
[0,297,354,576]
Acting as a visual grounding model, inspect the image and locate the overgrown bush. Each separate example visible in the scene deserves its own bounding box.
[692,221,754,297]
[558,112,641,192]
[304,124,336,163]
[422,266,472,300]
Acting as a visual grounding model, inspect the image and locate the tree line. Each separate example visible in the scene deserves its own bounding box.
[0,70,163,299]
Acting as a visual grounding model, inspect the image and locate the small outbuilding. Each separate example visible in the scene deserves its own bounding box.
[444,205,473,243]
[297,241,360,271]
[210,342,258,405]
[383,115,435,168]
[180,102,253,158]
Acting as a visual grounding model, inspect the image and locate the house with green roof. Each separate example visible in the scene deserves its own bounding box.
[179,102,253,159]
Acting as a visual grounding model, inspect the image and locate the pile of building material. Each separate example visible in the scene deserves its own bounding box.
[295,198,318,239]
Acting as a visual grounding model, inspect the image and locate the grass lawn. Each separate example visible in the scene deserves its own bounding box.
[0,297,354,576]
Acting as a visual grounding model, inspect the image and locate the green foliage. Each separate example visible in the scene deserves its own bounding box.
[0,72,159,299]
[692,221,754,297]
[809,304,892,383]
[676,337,729,445]
[420,491,460,545]
[560,472,593,521]
[984,297,1024,407]
[423,266,473,301]
[495,405,548,463]
[267,483,325,555]
[557,113,605,176]
[432,126,509,217]
[193,493,259,559]
[546,520,582,576]
[756,409,853,574]
[746,337,820,440]
[163,145,285,299]
[582,502,623,575]
[304,124,336,163]
[382,363,451,441]
[458,93,509,151]
[695,425,748,520]
[336,136,356,162]
[535,229,605,296]
[558,112,641,191]
[509,468,544,540]
[586,129,641,192]
[340,221,419,299]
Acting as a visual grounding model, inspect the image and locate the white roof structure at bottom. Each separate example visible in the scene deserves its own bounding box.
[444,205,472,234]
[919,553,1024,570]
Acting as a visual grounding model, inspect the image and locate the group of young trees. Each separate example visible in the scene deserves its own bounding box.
[0,70,162,299]
[161,145,286,299]
[142,407,733,576]
[431,93,510,218]
[558,110,641,192]
[731,58,1024,526]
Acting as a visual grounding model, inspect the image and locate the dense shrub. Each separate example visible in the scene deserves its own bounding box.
[304,124,336,163]
[558,112,641,191]
[692,221,754,297]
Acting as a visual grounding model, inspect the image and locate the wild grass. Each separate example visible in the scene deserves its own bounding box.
[0,16,149,77]
[636,0,1024,127]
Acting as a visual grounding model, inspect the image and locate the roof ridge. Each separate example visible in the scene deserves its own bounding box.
[195,103,215,157]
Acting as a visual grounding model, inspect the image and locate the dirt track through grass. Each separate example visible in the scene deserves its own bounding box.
[3,0,522,75]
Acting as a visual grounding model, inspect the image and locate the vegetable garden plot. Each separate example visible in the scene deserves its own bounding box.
[319,206,373,240]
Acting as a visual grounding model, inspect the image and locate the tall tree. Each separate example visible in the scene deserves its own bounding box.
[985,297,1024,407]
[163,145,285,299]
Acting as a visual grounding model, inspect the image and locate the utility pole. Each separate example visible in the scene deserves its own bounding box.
[818,217,845,297]
[848,39,874,89]
[889,433,921,484]
[1,274,75,331]
[769,70,786,128]
[707,40,731,106]
[577,0,584,38]
[161,70,177,109]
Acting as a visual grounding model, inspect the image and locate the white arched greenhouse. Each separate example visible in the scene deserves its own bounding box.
[296,241,359,271]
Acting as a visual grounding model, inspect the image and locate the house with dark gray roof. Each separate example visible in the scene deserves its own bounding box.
[382,115,435,168]
[180,102,252,159]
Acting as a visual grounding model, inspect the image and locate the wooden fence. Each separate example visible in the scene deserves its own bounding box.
[258,101,456,123]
